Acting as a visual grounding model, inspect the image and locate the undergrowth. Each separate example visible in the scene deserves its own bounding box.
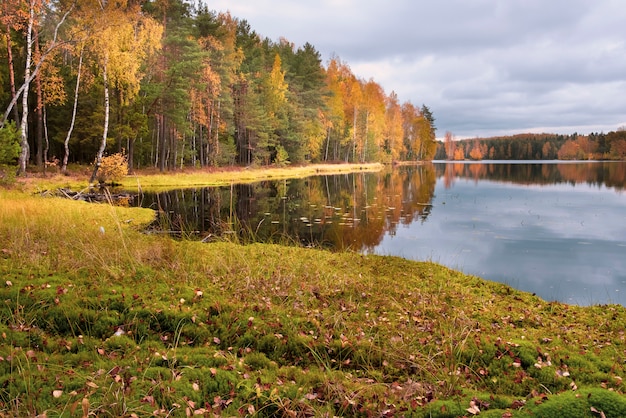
[1,188,626,416]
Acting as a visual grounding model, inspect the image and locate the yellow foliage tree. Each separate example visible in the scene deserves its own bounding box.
[88,0,163,184]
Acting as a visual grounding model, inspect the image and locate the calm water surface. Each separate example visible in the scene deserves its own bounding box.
[133,162,626,306]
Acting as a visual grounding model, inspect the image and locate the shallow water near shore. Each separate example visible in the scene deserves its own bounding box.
[133,161,626,306]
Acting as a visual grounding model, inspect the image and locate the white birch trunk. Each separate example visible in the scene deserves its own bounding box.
[17,4,34,176]
[89,55,109,185]
[62,45,84,173]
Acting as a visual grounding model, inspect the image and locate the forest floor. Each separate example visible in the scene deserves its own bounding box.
[1,164,626,417]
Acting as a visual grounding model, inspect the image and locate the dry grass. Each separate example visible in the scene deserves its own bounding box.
[14,163,385,193]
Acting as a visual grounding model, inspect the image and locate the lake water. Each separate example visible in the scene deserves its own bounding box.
[132,161,626,306]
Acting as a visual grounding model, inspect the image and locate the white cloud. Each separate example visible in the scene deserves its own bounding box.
[205,0,626,137]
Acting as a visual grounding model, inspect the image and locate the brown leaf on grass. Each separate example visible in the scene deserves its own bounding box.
[591,406,607,418]
[466,399,480,415]
[82,397,90,418]
[510,399,526,409]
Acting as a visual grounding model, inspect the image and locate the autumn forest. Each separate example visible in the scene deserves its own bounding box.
[2,0,626,182]
[0,0,440,178]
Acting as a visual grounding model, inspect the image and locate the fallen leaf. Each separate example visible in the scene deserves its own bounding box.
[82,397,90,418]
[591,406,607,418]
[466,400,480,415]
[510,399,526,409]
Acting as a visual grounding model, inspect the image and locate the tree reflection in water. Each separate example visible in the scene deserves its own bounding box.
[135,164,437,250]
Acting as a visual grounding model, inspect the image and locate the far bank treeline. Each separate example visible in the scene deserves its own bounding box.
[436,130,626,161]
[0,0,438,176]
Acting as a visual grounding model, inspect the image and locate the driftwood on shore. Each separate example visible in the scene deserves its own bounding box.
[43,188,135,205]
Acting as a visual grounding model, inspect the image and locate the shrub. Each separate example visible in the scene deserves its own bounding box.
[0,121,20,165]
[97,152,128,184]
[0,122,20,185]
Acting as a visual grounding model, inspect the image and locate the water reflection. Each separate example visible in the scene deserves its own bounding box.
[379,161,626,306]
[439,160,626,190]
[132,161,626,306]
[135,164,436,250]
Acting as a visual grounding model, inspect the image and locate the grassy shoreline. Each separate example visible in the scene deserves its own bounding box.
[2,165,626,416]
[15,162,385,193]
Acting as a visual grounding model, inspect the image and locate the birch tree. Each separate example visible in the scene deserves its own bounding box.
[88,0,162,184]
[17,0,35,175]
[2,0,72,175]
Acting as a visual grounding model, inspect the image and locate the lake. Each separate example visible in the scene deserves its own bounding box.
[132,161,626,306]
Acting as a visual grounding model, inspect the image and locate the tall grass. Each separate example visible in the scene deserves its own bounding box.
[0,190,155,274]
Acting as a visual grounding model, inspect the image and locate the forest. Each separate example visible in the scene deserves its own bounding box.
[0,0,438,179]
[436,130,626,161]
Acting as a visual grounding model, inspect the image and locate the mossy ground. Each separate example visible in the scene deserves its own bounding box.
[1,170,626,416]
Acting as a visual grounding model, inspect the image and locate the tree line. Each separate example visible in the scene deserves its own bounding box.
[437,130,626,161]
[0,0,438,179]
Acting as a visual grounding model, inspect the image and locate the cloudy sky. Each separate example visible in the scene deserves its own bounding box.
[207,0,626,139]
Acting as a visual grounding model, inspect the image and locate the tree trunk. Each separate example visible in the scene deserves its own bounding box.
[324,126,330,162]
[62,45,83,173]
[127,137,135,174]
[5,23,20,125]
[42,104,49,176]
[89,56,110,185]
[205,101,212,166]
[214,99,221,165]
[34,28,43,167]
[158,114,166,172]
[17,5,35,176]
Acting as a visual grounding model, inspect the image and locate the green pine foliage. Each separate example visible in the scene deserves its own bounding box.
[0,122,19,165]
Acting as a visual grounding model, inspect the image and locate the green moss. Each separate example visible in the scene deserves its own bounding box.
[244,352,273,370]
[530,388,626,417]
